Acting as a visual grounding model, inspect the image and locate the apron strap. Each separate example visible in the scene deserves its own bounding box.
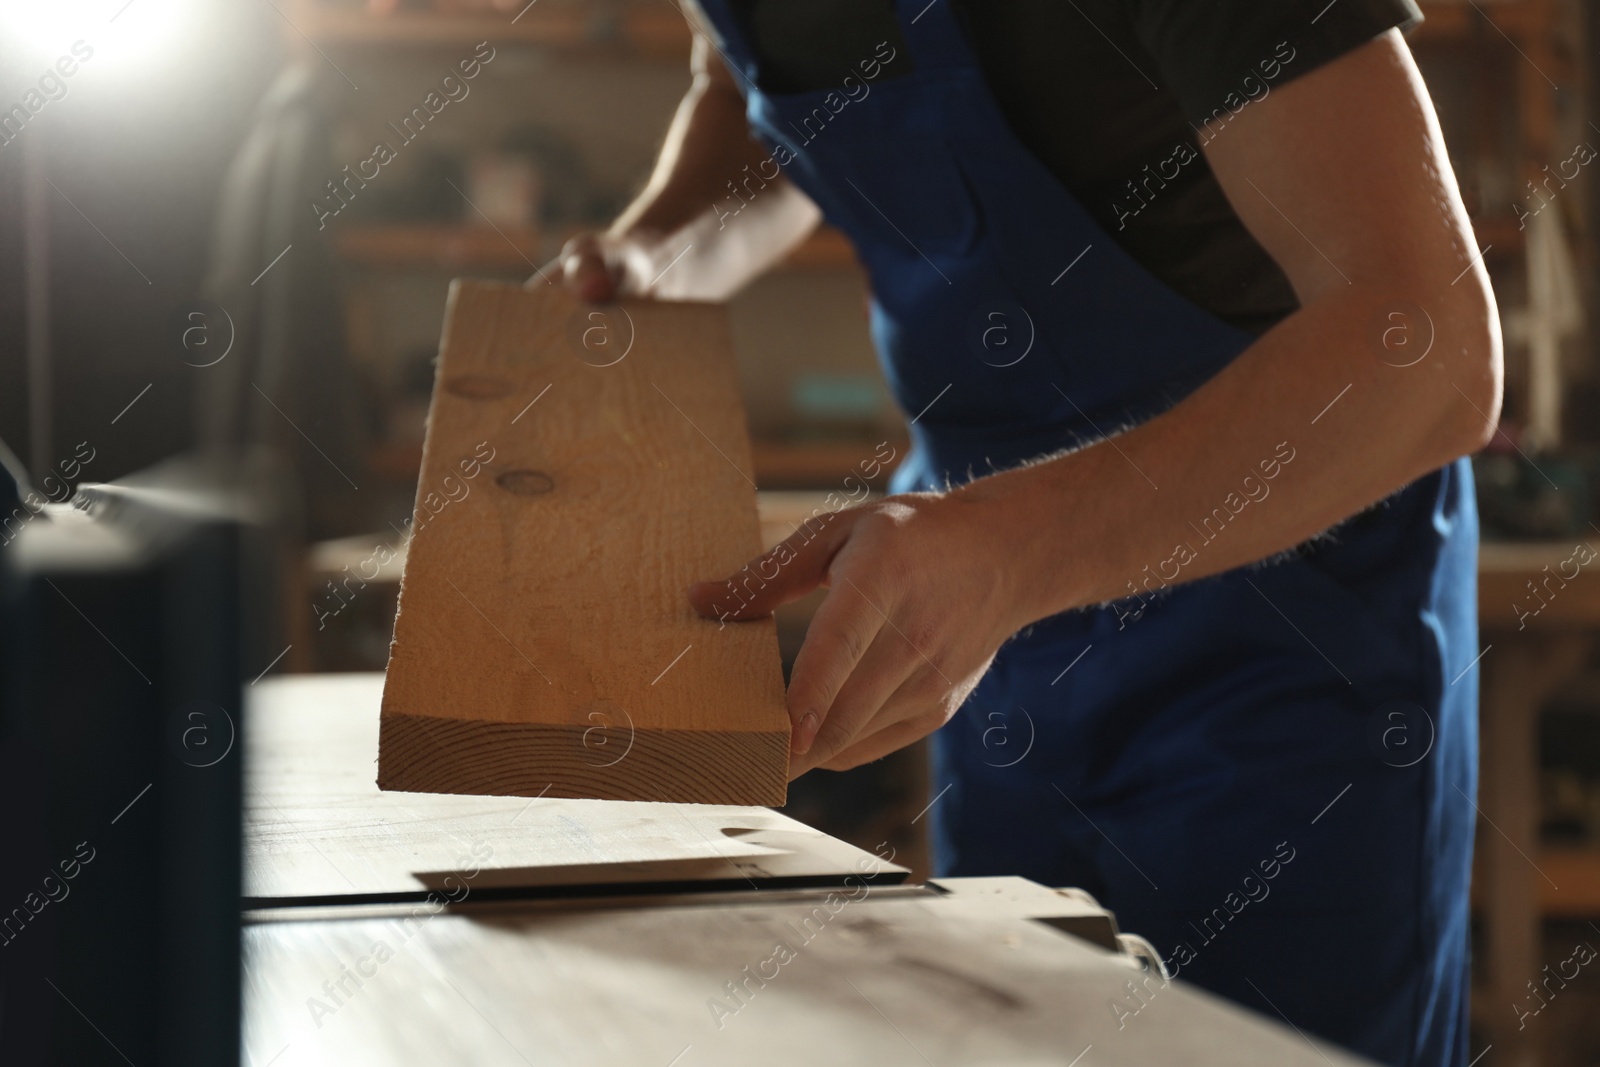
[893,0,974,70]
[692,0,760,89]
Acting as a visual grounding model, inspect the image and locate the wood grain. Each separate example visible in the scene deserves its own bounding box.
[248,675,903,905]
[379,281,789,805]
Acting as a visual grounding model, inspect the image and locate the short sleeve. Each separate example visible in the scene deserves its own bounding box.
[1128,0,1424,124]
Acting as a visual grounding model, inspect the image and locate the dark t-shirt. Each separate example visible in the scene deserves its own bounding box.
[723,0,1421,335]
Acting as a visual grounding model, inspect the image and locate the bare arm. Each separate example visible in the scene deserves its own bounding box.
[692,30,1502,776]
[558,34,821,302]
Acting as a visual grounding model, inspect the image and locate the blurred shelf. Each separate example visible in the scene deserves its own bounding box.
[1474,847,1600,917]
[1413,0,1548,42]
[295,0,1536,52]
[334,223,545,271]
[757,490,865,550]
[781,226,858,269]
[1480,540,1599,573]
[293,0,1535,52]
[1469,216,1527,257]
[332,222,857,272]
[750,438,904,490]
[369,440,428,481]
[1541,848,1600,917]
[368,436,903,488]
[1479,540,1600,629]
[290,3,692,56]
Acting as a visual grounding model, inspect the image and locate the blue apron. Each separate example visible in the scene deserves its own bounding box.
[697,3,1477,1064]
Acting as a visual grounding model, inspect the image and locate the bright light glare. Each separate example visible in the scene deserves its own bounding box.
[0,0,200,71]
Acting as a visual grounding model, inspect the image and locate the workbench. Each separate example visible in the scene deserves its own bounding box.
[242,674,1375,1065]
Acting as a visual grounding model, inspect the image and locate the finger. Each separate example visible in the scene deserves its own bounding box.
[688,508,858,622]
[783,584,886,757]
[559,234,618,303]
[790,629,918,776]
[814,709,946,774]
[812,667,954,773]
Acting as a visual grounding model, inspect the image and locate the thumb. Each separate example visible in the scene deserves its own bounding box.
[559,233,620,303]
[689,509,858,622]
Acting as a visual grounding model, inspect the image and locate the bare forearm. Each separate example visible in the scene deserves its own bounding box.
[968,277,1500,626]
[594,35,820,300]
[613,37,771,237]
[959,33,1502,628]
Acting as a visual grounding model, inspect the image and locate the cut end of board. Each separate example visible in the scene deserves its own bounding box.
[377,281,791,807]
[377,712,789,807]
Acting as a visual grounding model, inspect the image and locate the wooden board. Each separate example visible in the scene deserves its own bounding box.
[242,880,1377,1067]
[311,492,863,588]
[249,675,904,906]
[379,281,789,805]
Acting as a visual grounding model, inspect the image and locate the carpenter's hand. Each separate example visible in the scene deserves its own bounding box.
[547,230,664,302]
[688,494,1032,778]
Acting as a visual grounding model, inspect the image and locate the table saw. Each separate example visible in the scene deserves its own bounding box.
[244,673,1375,1066]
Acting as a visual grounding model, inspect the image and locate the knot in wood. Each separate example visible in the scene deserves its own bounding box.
[443,374,513,399]
[496,469,555,496]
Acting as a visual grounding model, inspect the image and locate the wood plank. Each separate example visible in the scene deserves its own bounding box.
[379,281,790,805]
[243,883,1378,1066]
[250,675,903,905]
[310,492,863,594]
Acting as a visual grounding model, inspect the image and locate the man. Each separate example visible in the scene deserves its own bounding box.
[555,2,1499,1063]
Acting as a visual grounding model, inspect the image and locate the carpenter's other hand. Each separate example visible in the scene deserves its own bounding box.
[546,230,665,302]
[553,232,624,302]
[688,494,1031,779]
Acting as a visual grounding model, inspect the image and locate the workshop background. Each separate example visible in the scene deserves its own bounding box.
[2,0,1600,1063]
